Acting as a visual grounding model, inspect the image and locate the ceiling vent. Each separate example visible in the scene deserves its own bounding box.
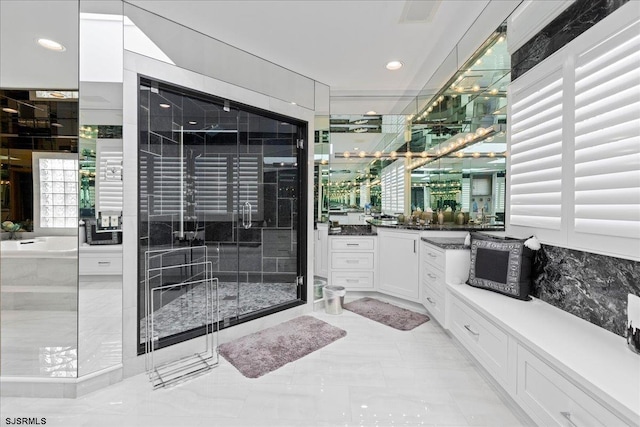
[399,0,441,24]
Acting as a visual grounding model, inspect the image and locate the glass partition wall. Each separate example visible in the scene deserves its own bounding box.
[0,0,80,378]
[138,78,306,351]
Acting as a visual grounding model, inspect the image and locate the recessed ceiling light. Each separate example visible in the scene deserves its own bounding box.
[365,110,377,115]
[37,38,66,52]
[51,123,64,128]
[2,108,18,114]
[188,121,197,125]
[386,61,403,70]
[159,103,171,108]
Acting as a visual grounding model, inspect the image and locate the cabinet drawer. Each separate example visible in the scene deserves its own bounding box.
[331,237,375,251]
[422,283,444,324]
[331,271,374,290]
[331,252,374,269]
[450,296,509,385]
[422,244,444,271]
[517,344,629,427]
[79,255,122,275]
[422,264,443,289]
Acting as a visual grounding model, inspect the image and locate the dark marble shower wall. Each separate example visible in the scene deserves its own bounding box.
[511,0,629,80]
[532,244,640,337]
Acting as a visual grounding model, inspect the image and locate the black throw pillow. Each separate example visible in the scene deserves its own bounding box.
[467,232,534,300]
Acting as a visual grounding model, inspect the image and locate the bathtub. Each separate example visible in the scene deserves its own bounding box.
[1,236,78,293]
[1,236,77,258]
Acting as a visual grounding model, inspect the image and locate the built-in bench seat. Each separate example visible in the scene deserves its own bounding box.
[446,282,640,426]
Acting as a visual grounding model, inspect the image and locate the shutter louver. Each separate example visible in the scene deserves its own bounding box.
[573,20,640,239]
[509,70,563,230]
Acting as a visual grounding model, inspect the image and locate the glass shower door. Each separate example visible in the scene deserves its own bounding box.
[236,112,301,317]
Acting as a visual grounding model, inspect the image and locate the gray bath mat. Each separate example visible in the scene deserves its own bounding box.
[343,297,429,330]
[218,315,346,378]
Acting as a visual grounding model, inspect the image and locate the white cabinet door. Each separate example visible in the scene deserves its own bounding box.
[377,230,419,301]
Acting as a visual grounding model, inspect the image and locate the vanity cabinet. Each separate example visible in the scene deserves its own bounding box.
[79,244,123,276]
[377,229,419,301]
[449,294,511,389]
[447,284,639,426]
[420,240,470,326]
[328,236,375,290]
[516,344,629,427]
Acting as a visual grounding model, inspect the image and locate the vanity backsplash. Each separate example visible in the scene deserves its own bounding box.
[532,244,640,337]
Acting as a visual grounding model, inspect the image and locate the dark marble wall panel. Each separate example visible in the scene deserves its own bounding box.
[532,244,640,337]
[512,0,629,80]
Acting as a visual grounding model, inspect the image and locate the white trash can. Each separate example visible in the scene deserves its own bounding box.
[323,285,346,315]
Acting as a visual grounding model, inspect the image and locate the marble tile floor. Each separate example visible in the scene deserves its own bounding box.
[1,280,122,377]
[1,308,533,427]
[140,282,298,343]
[0,309,78,377]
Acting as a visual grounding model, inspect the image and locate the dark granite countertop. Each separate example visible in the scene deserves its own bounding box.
[367,219,504,232]
[421,237,468,250]
[328,225,377,236]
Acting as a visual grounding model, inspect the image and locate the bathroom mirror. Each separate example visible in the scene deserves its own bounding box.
[314,81,331,223]
[0,0,80,378]
[77,0,124,376]
[327,114,407,224]
[408,24,508,224]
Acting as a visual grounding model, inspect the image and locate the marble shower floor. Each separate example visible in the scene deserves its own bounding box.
[141,281,298,343]
[0,308,533,426]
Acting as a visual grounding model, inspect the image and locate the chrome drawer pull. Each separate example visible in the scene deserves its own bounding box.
[98,261,111,266]
[427,273,437,279]
[346,243,359,247]
[428,252,437,258]
[560,412,578,427]
[346,279,359,283]
[426,297,435,305]
[345,260,359,264]
[464,324,479,336]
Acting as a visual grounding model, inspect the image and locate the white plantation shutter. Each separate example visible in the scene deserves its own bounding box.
[154,156,185,215]
[195,156,228,215]
[95,139,124,214]
[507,7,640,260]
[494,175,505,213]
[461,177,470,211]
[140,155,148,214]
[381,160,405,215]
[573,19,640,239]
[509,69,563,230]
[232,155,260,217]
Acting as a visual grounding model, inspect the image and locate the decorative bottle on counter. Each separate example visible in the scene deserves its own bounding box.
[437,210,444,225]
[456,211,465,225]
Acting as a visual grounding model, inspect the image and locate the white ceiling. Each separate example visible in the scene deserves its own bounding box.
[126,0,520,115]
[1,0,520,114]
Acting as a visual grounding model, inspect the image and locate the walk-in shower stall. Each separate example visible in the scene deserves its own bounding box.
[137,78,307,352]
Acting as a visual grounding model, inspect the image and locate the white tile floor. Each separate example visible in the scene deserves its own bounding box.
[0,309,532,427]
